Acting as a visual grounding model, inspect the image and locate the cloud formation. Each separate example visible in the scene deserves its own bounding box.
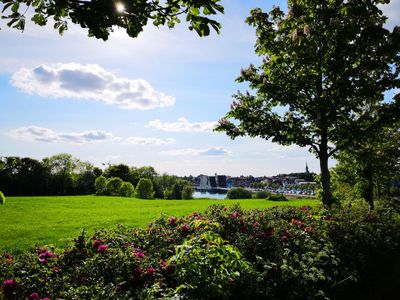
[161,147,231,156]
[125,137,175,145]
[11,63,175,110]
[9,126,114,144]
[147,118,217,132]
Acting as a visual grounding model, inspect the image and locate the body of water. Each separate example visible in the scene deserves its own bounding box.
[193,191,227,199]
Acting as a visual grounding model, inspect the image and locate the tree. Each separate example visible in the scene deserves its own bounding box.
[94,176,107,195]
[104,164,132,183]
[42,153,80,195]
[334,124,400,210]
[135,178,154,199]
[216,0,400,208]
[1,0,224,40]
[119,181,135,197]
[181,185,194,199]
[106,177,123,196]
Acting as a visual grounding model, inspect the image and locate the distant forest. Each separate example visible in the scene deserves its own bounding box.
[0,153,190,198]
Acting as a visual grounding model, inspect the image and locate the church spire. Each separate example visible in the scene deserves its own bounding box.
[305,162,309,174]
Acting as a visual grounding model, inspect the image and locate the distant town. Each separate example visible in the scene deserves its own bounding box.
[190,164,317,196]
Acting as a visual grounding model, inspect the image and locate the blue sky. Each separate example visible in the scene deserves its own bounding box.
[0,0,399,176]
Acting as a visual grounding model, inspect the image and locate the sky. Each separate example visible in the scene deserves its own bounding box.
[0,0,399,177]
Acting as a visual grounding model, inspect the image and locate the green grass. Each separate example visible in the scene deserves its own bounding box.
[0,195,319,254]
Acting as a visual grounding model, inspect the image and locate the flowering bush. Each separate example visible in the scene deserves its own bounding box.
[1,204,399,299]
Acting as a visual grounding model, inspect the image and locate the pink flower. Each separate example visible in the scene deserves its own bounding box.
[2,279,16,289]
[232,211,240,218]
[291,219,298,225]
[181,224,189,237]
[29,292,40,300]
[253,222,260,228]
[133,267,142,278]
[280,235,288,242]
[92,239,103,249]
[38,250,56,263]
[97,244,109,254]
[52,266,61,272]
[147,267,155,276]
[134,248,145,259]
[168,217,176,225]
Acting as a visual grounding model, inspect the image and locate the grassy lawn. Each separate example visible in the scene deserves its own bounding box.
[0,195,319,254]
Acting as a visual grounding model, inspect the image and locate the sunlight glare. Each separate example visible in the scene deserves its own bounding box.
[115,2,126,13]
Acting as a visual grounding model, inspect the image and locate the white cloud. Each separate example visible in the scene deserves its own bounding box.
[125,137,175,145]
[10,63,175,110]
[9,126,115,144]
[147,118,217,132]
[161,147,231,156]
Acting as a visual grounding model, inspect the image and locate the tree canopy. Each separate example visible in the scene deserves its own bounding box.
[0,0,224,40]
[216,0,400,208]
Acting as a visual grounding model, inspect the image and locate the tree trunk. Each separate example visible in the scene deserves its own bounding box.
[320,151,333,209]
[365,170,374,211]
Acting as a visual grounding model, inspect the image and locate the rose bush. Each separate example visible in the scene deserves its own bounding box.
[1,204,399,299]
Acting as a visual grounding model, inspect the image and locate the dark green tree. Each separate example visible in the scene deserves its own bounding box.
[1,0,224,40]
[119,181,135,197]
[104,164,132,183]
[106,177,124,196]
[94,175,107,195]
[135,178,154,199]
[216,0,400,208]
[334,124,400,210]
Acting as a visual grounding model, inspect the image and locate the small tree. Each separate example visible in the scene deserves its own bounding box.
[182,185,194,200]
[135,178,154,199]
[0,191,5,205]
[106,177,123,196]
[119,182,135,197]
[94,176,107,195]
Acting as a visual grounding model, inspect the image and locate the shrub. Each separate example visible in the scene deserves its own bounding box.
[1,204,399,299]
[266,193,288,201]
[253,190,270,199]
[135,178,154,199]
[105,177,123,196]
[0,191,5,205]
[94,176,107,195]
[226,187,252,199]
[181,185,194,200]
[119,182,135,197]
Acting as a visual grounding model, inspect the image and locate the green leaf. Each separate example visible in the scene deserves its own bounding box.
[11,2,19,13]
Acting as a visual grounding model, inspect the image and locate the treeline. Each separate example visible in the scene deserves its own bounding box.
[0,154,193,199]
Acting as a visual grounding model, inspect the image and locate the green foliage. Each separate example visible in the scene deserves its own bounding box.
[0,0,224,40]
[105,177,123,196]
[216,0,400,207]
[135,178,154,199]
[119,182,135,197]
[253,190,270,199]
[0,191,5,205]
[94,176,107,196]
[266,193,288,201]
[227,188,252,199]
[181,185,194,200]
[1,204,398,299]
[168,231,252,299]
[170,180,193,200]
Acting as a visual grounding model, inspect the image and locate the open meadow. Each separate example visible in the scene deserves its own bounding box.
[0,195,318,254]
